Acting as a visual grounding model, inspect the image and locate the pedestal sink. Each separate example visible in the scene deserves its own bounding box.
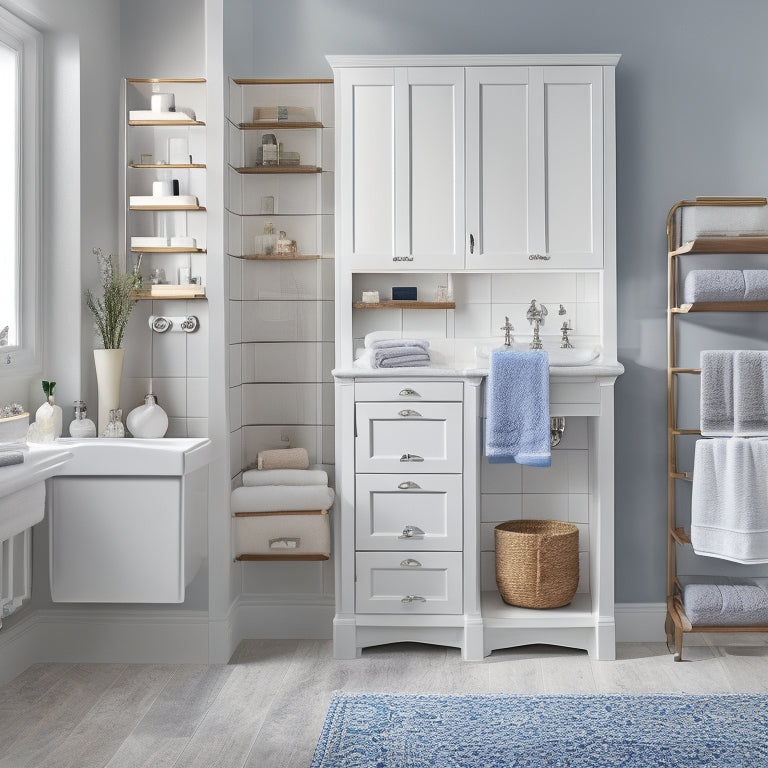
[544,346,601,367]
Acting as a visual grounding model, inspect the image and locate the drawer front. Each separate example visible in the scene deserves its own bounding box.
[355,381,463,402]
[355,551,463,614]
[355,402,463,473]
[355,474,462,551]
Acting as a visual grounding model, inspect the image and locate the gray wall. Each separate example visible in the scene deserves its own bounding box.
[223,0,768,603]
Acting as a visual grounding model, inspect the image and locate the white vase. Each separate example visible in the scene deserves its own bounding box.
[126,393,168,438]
[93,348,125,436]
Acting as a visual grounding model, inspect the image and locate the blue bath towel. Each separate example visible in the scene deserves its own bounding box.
[485,348,550,467]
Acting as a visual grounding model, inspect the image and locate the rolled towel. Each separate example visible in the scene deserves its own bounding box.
[743,270,768,301]
[683,270,745,304]
[0,450,24,467]
[683,582,768,626]
[256,447,309,470]
[242,468,328,487]
[700,350,734,436]
[231,484,335,513]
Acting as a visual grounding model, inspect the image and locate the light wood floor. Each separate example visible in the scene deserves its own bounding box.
[1,635,767,767]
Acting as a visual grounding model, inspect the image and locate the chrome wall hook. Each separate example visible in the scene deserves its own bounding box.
[550,416,566,447]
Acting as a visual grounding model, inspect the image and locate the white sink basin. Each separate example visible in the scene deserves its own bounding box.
[0,443,73,541]
[544,347,601,367]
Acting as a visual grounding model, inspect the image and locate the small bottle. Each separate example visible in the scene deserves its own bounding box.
[262,221,277,255]
[68,400,97,438]
[261,133,278,166]
[102,408,125,438]
[126,393,169,439]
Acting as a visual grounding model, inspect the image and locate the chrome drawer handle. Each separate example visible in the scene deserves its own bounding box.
[399,525,425,539]
[400,558,422,568]
[400,453,424,462]
[401,595,427,604]
[398,481,421,490]
[398,388,420,397]
[398,409,422,418]
[528,253,551,261]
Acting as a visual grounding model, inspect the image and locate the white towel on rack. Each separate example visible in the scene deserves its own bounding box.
[242,468,329,487]
[691,437,768,564]
[231,484,335,513]
[700,350,768,436]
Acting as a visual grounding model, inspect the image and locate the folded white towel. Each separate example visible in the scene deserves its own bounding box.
[242,468,328,487]
[691,437,768,563]
[364,330,400,348]
[368,338,430,351]
[231,484,335,513]
[701,350,768,436]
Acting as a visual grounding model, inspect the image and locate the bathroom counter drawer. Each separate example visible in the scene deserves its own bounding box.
[355,402,463,473]
[355,474,462,551]
[355,381,463,402]
[355,551,463,614]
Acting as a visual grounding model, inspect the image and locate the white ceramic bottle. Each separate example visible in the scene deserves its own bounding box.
[126,393,168,438]
[68,400,97,438]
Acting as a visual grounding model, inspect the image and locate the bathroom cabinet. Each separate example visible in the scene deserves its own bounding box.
[122,77,208,299]
[330,56,615,272]
[330,55,622,661]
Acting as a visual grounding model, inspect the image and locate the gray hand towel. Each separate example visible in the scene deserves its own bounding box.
[683,582,768,626]
[683,270,745,303]
[744,270,768,301]
[734,351,768,435]
[700,350,734,436]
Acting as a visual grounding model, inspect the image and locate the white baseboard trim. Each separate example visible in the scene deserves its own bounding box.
[615,602,667,642]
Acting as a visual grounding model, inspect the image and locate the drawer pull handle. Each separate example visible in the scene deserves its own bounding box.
[398,481,421,490]
[400,558,422,568]
[401,595,427,604]
[398,388,420,397]
[398,409,422,418]
[400,453,424,463]
[399,525,425,539]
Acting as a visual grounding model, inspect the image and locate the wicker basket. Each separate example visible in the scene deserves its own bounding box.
[494,519,579,609]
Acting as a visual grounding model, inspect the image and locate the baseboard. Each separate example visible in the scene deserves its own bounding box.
[615,602,667,642]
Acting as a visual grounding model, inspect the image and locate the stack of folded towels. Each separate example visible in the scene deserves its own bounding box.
[231,447,335,558]
[354,331,431,369]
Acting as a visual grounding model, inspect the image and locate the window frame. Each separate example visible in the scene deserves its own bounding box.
[0,6,41,374]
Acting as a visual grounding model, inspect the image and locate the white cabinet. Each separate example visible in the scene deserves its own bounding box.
[465,66,603,270]
[336,67,465,271]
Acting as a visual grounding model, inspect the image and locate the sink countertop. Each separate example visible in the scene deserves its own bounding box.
[0,443,74,499]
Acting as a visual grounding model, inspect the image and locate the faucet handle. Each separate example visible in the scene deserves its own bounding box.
[500,316,514,347]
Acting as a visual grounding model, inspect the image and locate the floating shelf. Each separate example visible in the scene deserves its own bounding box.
[353,300,456,310]
[130,205,206,211]
[235,554,330,562]
[130,247,207,254]
[127,77,206,84]
[129,163,206,169]
[232,78,333,85]
[128,120,205,127]
[238,253,321,261]
[671,236,768,256]
[673,301,768,313]
[132,285,206,300]
[233,165,322,174]
[236,121,324,130]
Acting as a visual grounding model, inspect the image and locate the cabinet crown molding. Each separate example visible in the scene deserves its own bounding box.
[326,54,621,68]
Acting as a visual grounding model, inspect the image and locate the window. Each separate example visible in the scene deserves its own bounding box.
[0,7,40,372]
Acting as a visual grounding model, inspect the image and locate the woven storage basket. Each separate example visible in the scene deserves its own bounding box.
[494,519,579,609]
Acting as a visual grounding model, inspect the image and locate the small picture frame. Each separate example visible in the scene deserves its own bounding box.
[140,153,154,165]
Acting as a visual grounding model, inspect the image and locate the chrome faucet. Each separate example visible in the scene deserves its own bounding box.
[500,316,514,347]
[526,299,547,350]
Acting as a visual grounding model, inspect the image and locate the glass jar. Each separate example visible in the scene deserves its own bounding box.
[102,408,125,438]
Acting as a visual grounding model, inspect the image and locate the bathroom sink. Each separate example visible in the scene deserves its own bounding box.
[545,347,601,367]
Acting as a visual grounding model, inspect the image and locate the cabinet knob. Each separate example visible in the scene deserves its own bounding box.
[400,558,422,568]
[399,453,424,463]
[398,388,421,397]
[528,253,551,261]
[401,595,427,604]
[399,525,425,539]
[398,481,421,490]
[398,409,422,418]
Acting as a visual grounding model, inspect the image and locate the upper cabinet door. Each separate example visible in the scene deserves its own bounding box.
[466,66,603,269]
[338,67,464,270]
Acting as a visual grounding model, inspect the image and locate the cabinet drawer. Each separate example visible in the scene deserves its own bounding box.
[355,381,463,402]
[356,402,463,473]
[355,551,463,614]
[356,474,462,551]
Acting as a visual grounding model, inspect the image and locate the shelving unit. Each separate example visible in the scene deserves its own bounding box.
[666,196,768,661]
[122,77,208,300]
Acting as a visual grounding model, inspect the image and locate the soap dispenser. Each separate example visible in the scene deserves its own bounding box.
[126,393,168,439]
[68,400,97,438]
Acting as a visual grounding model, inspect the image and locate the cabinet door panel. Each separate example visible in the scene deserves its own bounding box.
[401,68,464,269]
[466,67,531,269]
[543,67,603,267]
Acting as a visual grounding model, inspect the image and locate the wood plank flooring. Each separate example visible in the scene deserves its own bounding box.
[0,635,767,767]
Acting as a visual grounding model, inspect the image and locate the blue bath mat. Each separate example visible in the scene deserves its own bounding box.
[310,692,768,767]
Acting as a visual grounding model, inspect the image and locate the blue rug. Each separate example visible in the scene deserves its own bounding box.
[310,692,768,767]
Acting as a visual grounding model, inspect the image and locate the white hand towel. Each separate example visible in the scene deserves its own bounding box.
[231,484,335,513]
[691,437,768,563]
[242,468,328,487]
[700,351,734,436]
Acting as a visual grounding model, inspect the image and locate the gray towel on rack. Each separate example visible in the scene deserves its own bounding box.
[691,437,768,563]
[700,350,734,435]
[683,582,768,626]
[683,270,745,303]
[734,351,768,435]
[743,270,768,301]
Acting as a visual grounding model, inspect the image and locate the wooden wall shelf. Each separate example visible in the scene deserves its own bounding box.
[128,120,206,127]
[238,253,321,261]
[353,300,456,310]
[130,247,207,254]
[129,163,206,169]
[671,236,768,256]
[233,165,322,175]
[236,121,324,130]
[132,286,206,300]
